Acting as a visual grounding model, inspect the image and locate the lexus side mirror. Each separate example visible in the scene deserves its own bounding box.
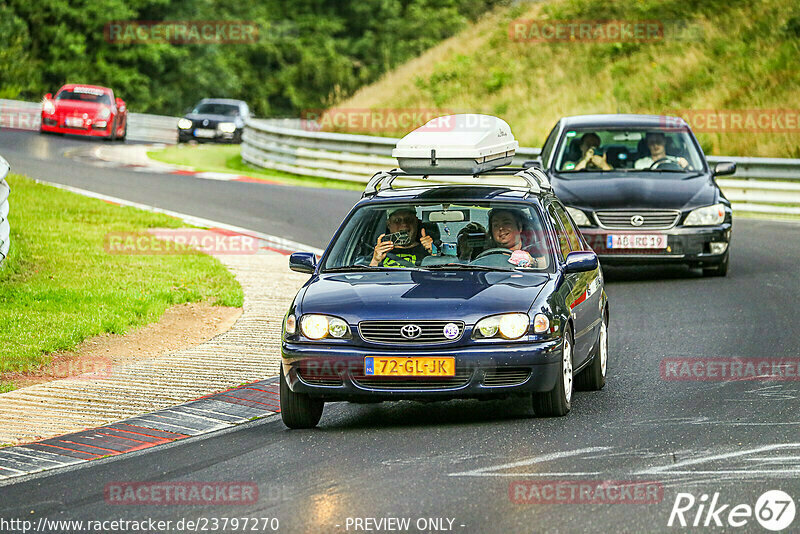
[522,160,542,170]
[44,93,52,100]
[289,252,317,274]
[565,251,598,273]
[713,162,736,177]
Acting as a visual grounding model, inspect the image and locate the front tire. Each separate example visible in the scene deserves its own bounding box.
[280,367,323,429]
[575,313,607,391]
[703,251,729,277]
[532,326,573,417]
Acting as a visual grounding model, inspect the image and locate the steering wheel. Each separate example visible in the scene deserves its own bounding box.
[474,247,512,260]
[649,157,684,171]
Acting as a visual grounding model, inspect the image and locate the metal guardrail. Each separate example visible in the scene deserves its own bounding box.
[0,155,11,268]
[243,118,800,215]
[0,99,177,144]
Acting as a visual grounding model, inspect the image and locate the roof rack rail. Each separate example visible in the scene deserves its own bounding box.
[362,166,551,198]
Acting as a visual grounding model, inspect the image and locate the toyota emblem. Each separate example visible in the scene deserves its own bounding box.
[400,324,422,339]
[630,215,645,227]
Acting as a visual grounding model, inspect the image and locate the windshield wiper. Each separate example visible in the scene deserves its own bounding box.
[322,265,423,273]
[424,264,509,272]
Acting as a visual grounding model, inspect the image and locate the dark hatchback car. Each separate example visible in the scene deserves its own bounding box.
[280,160,609,428]
[177,98,250,143]
[536,114,736,276]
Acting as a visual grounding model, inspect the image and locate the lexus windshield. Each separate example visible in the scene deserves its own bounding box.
[321,202,556,273]
[554,128,705,174]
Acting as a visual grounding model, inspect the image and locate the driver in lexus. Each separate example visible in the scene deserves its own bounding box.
[370,207,433,267]
[635,131,690,170]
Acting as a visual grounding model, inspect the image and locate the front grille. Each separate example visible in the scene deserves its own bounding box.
[595,210,680,230]
[193,119,219,129]
[352,368,473,390]
[359,321,464,344]
[482,367,531,387]
[297,370,343,387]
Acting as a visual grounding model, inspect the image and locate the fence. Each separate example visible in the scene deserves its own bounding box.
[242,119,800,216]
[0,155,10,268]
[0,100,177,144]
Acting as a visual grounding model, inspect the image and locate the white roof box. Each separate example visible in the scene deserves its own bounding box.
[392,114,518,175]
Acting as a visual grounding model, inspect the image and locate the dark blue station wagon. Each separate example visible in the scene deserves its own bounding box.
[280,169,609,428]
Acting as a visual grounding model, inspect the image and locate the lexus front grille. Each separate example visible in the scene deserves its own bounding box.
[594,210,680,230]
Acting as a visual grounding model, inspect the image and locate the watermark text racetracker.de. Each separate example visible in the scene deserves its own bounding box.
[661,357,800,381]
[104,20,259,44]
[509,480,663,504]
[508,19,703,43]
[662,110,800,133]
[104,229,259,255]
[0,516,280,533]
[301,108,455,133]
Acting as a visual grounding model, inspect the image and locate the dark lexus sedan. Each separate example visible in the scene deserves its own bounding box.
[177,98,250,143]
[537,114,735,276]
[280,168,609,428]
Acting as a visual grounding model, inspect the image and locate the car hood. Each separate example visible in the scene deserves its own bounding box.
[54,100,107,114]
[552,173,718,211]
[184,113,241,124]
[299,269,550,323]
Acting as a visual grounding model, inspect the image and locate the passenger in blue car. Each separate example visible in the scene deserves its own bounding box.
[488,208,549,268]
[370,207,433,267]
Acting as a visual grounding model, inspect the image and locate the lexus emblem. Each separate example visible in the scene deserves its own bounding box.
[400,324,422,339]
[202,119,209,126]
[630,215,645,227]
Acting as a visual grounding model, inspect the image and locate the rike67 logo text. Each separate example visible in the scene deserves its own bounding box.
[668,490,796,531]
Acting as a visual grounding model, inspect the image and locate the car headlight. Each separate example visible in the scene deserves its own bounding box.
[218,122,237,133]
[299,314,351,340]
[177,118,193,130]
[99,107,111,119]
[684,203,725,226]
[43,100,55,115]
[566,207,592,227]
[473,313,529,340]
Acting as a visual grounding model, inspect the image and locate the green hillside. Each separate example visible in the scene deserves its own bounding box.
[335,0,800,158]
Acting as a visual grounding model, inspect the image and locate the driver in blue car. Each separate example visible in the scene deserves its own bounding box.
[635,131,690,170]
[370,207,433,267]
[488,208,548,268]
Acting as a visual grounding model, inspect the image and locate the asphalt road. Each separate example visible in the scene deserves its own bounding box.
[1,130,799,533]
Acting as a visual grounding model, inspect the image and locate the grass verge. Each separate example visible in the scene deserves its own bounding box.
[147,144,363,191]
[0,174,244,387]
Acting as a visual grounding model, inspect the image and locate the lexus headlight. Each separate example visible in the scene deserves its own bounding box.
[473,313,529,340]
[299,314,350,340]
[684,203,725,226]
[218,122,237,133]
[177,118,193,130]
[99,107,111,119]
[566,207,592,227]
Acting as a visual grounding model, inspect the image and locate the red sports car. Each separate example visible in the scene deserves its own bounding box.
[40,84,127,141]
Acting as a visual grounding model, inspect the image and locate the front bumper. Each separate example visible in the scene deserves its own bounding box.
[579,224,731,267]
[178,128,240,143]
[41,115,113,137]
[281,339,563,401]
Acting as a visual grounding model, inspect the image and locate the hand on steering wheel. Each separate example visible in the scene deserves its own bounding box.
[474,247,512,260]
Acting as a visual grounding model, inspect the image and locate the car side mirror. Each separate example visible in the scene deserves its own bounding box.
[44,93,52,100]
[289,252,317,274]
[565,251,598,273]
[522,160,542,170]
[713,161,736,177]
[116,98,126,111]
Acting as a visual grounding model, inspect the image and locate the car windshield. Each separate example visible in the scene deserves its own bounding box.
[192,103,240,116]
[554,128,704,175]
[55,89,111,105]
[322,201,555,273]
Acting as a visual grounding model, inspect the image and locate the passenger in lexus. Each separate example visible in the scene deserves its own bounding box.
[370,207,433,267]
[563,132,613,171]
[635,131,690,169]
